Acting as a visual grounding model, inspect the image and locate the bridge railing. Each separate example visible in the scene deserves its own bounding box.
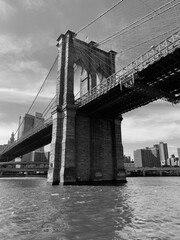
[1,117,52,155]
[75,29,180,107]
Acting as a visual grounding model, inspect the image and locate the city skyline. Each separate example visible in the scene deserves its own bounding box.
[132,141,180,161]
[130,140,180,161]
[0,0,180,158]
[133,141,180,167]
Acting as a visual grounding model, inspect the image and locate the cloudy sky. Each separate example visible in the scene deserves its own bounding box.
[0,0,180,159]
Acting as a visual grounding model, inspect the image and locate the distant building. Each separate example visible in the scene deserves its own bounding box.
[8,132,15,145]
[159,142,169,166]
[124,162,135,168]
[167,154,179,166]
[177,149,180,166]
[17,112,49,163]
[123,155,131,163]
[0,144,7,153]
[134,143,165,168]
[0,132,15,153]
[149,145,161,167]
[18,112,44,139]
[134,149,146,167]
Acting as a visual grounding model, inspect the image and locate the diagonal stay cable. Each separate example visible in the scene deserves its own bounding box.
[98,0,178,46]
[26,55,58,115]
[75,0,124,35]
[13,55,58,138]
[117,26,180,54]
[138,0,161,17]
[42,94,57,117]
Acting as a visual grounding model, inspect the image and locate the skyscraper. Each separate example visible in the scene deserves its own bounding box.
[159,142,169,166]
[149,145,161,167]
[134,149,144,167]
[176,148,180,166]
[177,148,180,159]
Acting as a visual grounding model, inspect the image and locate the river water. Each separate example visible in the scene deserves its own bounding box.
[0,177,180,240]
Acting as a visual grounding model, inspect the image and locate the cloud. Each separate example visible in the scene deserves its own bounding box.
[122,102,180,143]
[19,0,45,10]
[122,102,180,158]
[9,59,46,74]
[0,32,57,68]
[0,59,49,90]
[0,34,32,55]
[123,120,180,142]
[0,122,17,144]
[0,112,5,119]
[0,0,16,21]
[0,88,38,104]
[0,87,54,104]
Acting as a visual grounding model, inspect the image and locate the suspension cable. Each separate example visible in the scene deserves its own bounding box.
[138,0,161,17]
[98,0,178,46]
[75,0,124,35]
[42,94,56,117]
[26,55,58,115]
[117,26,180,54]
[13,55,58,138]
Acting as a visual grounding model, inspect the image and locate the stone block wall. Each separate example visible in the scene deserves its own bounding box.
[76,115,91,181]
[75,115,116,183]
[99,119,113,180]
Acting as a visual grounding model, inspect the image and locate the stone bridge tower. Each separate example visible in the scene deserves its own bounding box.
[47,30,127,185]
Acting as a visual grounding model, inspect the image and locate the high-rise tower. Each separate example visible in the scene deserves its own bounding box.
[158,142,169,166]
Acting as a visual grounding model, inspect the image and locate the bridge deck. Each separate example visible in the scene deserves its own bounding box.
[0,122,52,161]
[77,47,180,117]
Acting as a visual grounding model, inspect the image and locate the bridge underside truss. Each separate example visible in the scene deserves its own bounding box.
[77,47,180,117]
[0,124,52,161]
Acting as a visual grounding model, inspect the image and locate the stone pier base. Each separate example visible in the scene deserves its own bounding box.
[48,113,127,185]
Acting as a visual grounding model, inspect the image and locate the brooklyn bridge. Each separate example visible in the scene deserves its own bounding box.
[0,1,180,185]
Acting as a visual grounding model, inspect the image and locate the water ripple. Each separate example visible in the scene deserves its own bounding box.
[0,177,180,240]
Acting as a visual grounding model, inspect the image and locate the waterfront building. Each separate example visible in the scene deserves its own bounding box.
[134,149,148,167]
[123,155,131,163]
[159,142,169,166]
[124,162,135,168]
[134,144,162,168]
[168,154,179,166]
[149,145,161,167]
[134,149,142,167]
